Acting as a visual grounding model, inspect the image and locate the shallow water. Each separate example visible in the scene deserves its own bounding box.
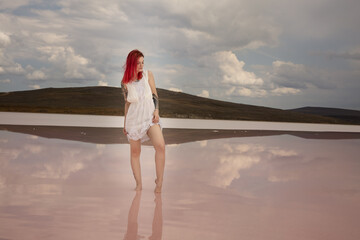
[0,127,360,239]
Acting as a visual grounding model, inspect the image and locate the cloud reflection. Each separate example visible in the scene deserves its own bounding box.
[207,142,302,188]
[211,144,262,188]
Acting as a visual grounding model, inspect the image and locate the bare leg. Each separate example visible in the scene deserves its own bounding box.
[147,124,165,193]
[129,139,142,191]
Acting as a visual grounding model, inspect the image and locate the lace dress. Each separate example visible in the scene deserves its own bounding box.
[124,70,161,143]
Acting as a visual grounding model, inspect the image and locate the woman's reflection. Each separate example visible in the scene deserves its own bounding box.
[123,192,163,240]
[149,193,163,240]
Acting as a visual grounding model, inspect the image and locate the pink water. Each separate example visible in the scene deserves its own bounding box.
[0,128,360,239]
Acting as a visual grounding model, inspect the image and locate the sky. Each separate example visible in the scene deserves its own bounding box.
[0,0,360,110]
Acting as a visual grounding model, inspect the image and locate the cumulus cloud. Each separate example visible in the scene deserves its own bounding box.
[226,87,267,97]
[204,51,269,97]
[197,90,209,98]
[214,51,264,86]
[0,50,25,75]
[26,70,47,80]
[37,46,105,80]
[0,32,11,47]
[168,87,183,92]
[98,80,108,86]
[198,51,310,98]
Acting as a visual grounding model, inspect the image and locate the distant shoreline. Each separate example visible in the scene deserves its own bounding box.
[1,112,360,133]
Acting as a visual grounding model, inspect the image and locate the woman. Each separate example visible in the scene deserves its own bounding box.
[121,49,165,193]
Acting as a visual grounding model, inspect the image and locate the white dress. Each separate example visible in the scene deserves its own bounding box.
[125,70,161,143]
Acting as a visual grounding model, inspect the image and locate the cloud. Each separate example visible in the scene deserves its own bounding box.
[98,80,108,86]
[197,90,209,98]
[0,49,25,75]
[325,48,360,61]
[268,60,336,90]
[29,84,40,89]
[58,0,128,22]
[37,46,105,80]
[214,51,264,86]
[26,70,46,80]
[0,0,32,10]
[0,32,11,47]
[0,78,11,83]
[271,87,301,96]
[33,32,68,44]
[0,0,359,109]
[168,87,183,92]
[141,0,280,55]
[226,87,267,97]
[203,51,268,98]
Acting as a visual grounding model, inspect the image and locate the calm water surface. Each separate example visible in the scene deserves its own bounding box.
[0,127,360,239]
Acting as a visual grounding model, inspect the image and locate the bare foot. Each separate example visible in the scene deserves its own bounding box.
[154,179,162,193]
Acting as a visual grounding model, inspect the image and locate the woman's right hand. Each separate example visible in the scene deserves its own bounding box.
[123,127,128,135]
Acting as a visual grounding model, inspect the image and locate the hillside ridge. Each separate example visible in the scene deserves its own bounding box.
[1,86,359,125]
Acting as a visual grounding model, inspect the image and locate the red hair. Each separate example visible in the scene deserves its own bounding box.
[122,49,144,84]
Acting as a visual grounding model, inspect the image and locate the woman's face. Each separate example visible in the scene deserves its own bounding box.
[136,57,144,74]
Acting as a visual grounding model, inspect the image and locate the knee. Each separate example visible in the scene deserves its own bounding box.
[154,142,165,154]
[131,147,141,158]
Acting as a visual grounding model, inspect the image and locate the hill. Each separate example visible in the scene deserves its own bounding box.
[290,107,360,125]
[0,86,357,124]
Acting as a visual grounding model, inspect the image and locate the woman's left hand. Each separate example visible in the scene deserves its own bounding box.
[153,109,159,123]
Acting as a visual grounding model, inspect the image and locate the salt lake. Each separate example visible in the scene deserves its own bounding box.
[0,112,360,239]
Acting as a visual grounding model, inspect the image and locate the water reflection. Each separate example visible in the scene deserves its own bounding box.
[1,124,360,146]
[1,126,360,239]
[124,192,141,240]
[123,192,163,240]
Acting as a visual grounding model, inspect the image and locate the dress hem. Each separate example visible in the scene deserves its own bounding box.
[127,121,162,143]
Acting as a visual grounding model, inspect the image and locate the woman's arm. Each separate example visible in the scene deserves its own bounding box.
[121,82,130,134]
[148,71,160,123]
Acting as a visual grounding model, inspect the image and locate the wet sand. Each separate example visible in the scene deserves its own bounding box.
[1,126,360,239]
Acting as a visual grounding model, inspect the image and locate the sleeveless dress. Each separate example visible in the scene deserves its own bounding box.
[125,70,161,143]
